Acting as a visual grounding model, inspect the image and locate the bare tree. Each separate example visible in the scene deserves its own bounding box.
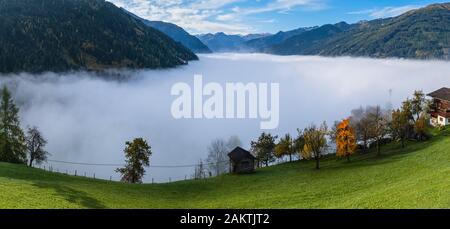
[350,107,372,152]
[206,139,229,176]
[26,126,49,167]
[367,106,389,156]
[206,136,243,176]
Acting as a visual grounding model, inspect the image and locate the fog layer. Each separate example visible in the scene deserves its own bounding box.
[1,54,449,182]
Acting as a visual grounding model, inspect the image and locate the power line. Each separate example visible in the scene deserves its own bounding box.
[47,159,122,166]
[46,159,230,168]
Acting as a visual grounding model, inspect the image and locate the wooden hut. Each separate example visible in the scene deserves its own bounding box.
[228,147,256,173]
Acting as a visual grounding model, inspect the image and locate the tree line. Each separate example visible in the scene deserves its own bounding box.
[190,90,433,179]
[0,86,434,184]
[249,90,432,170]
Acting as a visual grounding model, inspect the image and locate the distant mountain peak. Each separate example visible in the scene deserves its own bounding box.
[423,2,450,10]
[122,9,211,54]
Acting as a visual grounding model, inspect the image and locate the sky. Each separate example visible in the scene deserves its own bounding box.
[107,0,447,34]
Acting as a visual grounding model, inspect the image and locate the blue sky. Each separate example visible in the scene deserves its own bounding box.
[108,0,446,34]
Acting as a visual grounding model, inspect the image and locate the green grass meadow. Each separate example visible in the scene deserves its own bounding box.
[0,128,449,209]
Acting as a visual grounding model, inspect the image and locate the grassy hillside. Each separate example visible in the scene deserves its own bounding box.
[0,128,449,209]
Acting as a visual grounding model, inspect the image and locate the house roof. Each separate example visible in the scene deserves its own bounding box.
[228,147,256,162]
[428,87,450,101]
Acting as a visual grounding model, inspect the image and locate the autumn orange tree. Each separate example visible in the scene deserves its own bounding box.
[336,118,357,162]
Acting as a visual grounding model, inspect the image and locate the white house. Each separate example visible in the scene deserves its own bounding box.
[427,87,450,126]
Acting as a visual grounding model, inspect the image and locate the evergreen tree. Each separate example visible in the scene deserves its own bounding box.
[0,87,26,164]
[116,138,152,183]
[411,90,426,122]
[251,132,277,167]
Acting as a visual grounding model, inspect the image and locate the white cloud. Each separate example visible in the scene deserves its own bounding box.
[224,0,325,16]
[190,0,242,10]
[349,5,422,18]
[107,0,325,34]
[108,0,250,34]
[216,13,237,21]
[259,19,276,23]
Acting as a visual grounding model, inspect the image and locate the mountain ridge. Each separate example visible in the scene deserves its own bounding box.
[265,3,450,59]
[0,0,198,73]
[196,32,271,52]
[144,21,212,54]
[201,3,450,59]
[123,9,212,54]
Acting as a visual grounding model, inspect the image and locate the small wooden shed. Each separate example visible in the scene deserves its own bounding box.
[228,147,256,173]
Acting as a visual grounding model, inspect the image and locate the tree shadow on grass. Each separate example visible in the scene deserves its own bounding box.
[32,182,106,209]
[0,167,107,208]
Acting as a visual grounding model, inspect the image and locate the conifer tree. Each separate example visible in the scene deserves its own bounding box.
[0,87,26,164]
[116,138,152,183]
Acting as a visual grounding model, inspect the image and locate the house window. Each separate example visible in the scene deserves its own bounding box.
[440,117,444,122]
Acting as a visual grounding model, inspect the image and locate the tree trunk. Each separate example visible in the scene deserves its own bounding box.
[363,139,368,152]
[315,157,320,170]
[29,158,33,167]
[376,139,381,157]
[401,137,405,148]
[347,155,350,162]
[289,154,292,162]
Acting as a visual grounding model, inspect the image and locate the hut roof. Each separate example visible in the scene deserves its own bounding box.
[228,147,256,162]
[428,87,450,101]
